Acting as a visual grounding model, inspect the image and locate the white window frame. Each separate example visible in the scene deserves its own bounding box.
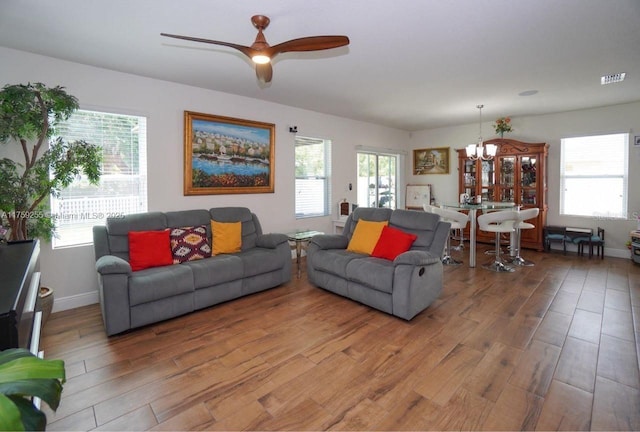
[357,149,401,210]
[50,109,148,248]
[560,133,628,219]
[295,136,331,219]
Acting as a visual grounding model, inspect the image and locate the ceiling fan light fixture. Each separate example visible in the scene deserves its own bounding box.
[251,54,271,64]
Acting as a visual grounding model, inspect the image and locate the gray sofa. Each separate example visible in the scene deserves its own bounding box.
[92,207,291,336]
[306,207,450,320]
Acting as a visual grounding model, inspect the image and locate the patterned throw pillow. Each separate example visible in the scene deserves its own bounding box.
[170,225,212,264]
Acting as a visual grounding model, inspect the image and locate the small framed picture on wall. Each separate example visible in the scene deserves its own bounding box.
[413,147,450,175]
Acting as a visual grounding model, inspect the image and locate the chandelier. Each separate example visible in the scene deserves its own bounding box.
[466,104,497,161]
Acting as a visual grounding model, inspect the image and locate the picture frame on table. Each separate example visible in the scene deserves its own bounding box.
[183,111,275,195]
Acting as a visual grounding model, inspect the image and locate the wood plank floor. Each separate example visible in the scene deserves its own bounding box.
[41,246,640,431]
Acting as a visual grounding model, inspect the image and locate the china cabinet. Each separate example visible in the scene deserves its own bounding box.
[456,138,548,250]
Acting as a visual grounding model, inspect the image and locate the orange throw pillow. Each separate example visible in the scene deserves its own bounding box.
[346,219,389,255]
[211,220,242,255]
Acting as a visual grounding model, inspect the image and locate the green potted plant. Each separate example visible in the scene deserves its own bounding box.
[0,82,102,241]
[0,348,65,431]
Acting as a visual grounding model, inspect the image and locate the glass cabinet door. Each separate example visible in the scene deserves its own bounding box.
[480,159,495,200]
[499,156,516,202]
[463,159,476,197]
[520,156,537,205]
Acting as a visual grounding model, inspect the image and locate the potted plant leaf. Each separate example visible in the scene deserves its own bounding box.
[0,82,102,241]
[0,348,65,431]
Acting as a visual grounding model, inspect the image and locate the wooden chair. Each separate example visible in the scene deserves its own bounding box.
[544,226,569,255]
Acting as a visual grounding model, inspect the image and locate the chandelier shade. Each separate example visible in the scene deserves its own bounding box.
[466,104,496,161]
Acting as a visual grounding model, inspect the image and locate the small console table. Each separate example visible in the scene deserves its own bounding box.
[287,230,324,278]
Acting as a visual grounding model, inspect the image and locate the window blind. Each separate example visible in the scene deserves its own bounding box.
[50,110,148,248]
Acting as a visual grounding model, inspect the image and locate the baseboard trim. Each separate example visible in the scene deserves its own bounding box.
[52,290,99,313]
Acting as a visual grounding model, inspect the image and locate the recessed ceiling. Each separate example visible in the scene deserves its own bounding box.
[1,0,639,131]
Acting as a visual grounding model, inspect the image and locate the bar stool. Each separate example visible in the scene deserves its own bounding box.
[477,210,519,272]
[510,208,539,266]
[423,204,448,263]
[482,202,516,255]
[424,204,469,265]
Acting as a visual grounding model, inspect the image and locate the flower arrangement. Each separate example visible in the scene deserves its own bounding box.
[494,117,513,137]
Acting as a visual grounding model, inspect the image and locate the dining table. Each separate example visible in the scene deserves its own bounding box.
[442,202,518,268]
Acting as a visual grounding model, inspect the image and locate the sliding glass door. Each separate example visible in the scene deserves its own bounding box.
[357,152,398,209]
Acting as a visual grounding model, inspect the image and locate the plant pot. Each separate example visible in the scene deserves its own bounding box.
[37,286,54,327]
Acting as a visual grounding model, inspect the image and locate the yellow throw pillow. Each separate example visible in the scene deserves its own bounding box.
[346,219,389,255]
[211,220,242,255]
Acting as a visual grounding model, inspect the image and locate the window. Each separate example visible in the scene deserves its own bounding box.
[357,152,398,209]
[295,136,331,218]
[50,110,148,248]
[560,133,628,218]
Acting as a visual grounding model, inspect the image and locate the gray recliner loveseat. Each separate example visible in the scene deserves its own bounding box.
[92,207,291,336]
[306,207,450,320]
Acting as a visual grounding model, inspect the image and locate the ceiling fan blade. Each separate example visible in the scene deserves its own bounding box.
[160,33,255,58]
[270,36,350,56]
[256,63,273,83]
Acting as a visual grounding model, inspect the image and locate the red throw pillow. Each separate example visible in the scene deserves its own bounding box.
[371,226,418,261]
[128,229,173,271]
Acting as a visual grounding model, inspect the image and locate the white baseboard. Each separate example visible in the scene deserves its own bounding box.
[52,290,99,313]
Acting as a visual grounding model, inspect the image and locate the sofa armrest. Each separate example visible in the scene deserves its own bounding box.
[255,233,288,249]
[310,234,349,250]
[393,250,441,266]
[96,255,132,275]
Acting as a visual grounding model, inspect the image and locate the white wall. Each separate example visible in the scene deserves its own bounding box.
[0,47,409,311]
[407,102,640,258]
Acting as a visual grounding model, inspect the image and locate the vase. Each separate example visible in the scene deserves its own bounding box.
[500,131,504,138]
[37,286,54,327]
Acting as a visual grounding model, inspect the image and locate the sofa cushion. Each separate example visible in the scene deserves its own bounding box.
[347,220,388,255]
[106,212,167,261]
[346,257,395,294]
[311,249,364,277]
[183,255,243,289]
[211,220,242,255]
[344,208,393,239]
[170,225,211,264]
[128,264,194,306]
[165,209,212,231]
[371,226,417,261]
[238,248,287,277]
[128,230,173,271]
[210,207,259,250]
[389,209,441,251]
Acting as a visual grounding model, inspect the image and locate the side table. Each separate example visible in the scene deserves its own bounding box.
[287,230,324,278]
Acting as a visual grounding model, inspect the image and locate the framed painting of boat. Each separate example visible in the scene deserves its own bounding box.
[184,111,275,195]
[413,147,450,175]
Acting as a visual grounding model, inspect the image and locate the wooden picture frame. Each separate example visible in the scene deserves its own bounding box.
[413,147,450,175]
[184,111,275,195]
[405,184,431,210]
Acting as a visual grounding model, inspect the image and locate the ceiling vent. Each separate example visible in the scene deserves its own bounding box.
[601,73,626,85]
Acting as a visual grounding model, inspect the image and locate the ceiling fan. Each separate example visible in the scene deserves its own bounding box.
[161,15,350,84]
